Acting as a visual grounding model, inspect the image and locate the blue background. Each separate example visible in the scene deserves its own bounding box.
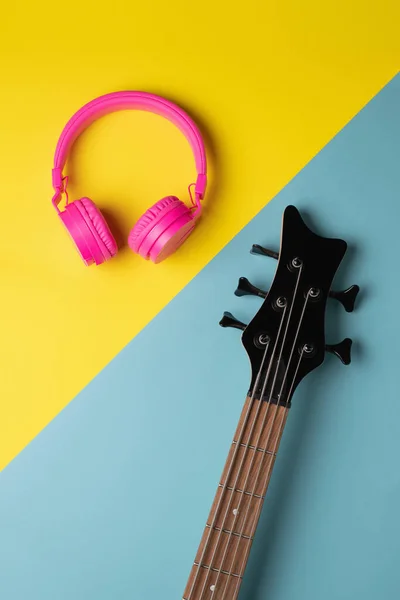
[1,74,400,599]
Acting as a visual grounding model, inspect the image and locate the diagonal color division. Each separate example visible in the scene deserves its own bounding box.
[0,1,399,471]
[0,73,400,599]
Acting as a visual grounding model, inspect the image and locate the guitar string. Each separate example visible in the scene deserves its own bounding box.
[193,297,292,600]
[187,305,289,600]
[185,315,275,599]
[223,290,311,597]
[231,346,306,599]
[217,296,309,599]
[225,291,311,599]
[187,260,304,599]
[209,271,307,598]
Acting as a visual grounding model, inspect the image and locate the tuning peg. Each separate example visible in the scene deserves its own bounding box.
[325,338,352,365]
[250,245,360,312]
[329,285,360,312]
[219,311,247,331]
[250,244,279,259]
[235,277,267,298]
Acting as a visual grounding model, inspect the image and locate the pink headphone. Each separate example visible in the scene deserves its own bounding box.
[51,91,208,265]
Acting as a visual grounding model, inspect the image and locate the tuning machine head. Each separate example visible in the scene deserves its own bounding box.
[249,244,360,312]
[220,206,363,409]
[250,244,279,259]
[235,277,267,298]
[325,338,352,365]
[219,311,247,331]
[329,286,360,313]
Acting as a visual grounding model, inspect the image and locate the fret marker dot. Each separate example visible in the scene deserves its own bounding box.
[233,508,239,516]
[210,584,216,592]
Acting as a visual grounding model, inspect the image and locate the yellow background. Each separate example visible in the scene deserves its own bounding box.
[1,0,399,471]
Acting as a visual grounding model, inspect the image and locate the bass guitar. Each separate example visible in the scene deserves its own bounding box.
[183,205,359,600]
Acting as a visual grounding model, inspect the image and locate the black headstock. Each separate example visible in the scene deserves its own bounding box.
[220,206,359,406]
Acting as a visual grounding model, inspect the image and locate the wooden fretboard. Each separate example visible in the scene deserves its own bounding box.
[183,397,289,600]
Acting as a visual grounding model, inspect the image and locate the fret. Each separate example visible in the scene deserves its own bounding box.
[205,524,253,541]
[208,486,263,537]
[183,565,242,600]
[218,484,265,500]
[193,563,242,578]
[232,440,276,456]
[221,443,277,497]
[232,396,285,449]
[195,525,251,574]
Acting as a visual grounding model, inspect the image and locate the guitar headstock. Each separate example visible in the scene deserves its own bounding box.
[220,206,359,406]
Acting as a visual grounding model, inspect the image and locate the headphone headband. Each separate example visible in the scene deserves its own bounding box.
[52,91,207,207]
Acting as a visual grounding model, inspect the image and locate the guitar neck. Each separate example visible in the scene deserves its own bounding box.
[183,396,289,600]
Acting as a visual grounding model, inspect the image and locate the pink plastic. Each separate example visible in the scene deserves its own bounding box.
[52,91,207,266]
[78,198,117,256]
[128,196,195,262]
[59,203,102,266]
[128,196,181,252]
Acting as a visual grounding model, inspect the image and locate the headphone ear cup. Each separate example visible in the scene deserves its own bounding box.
[128,196,195,263]
[59,198,117,266]
[78,198,118,257]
